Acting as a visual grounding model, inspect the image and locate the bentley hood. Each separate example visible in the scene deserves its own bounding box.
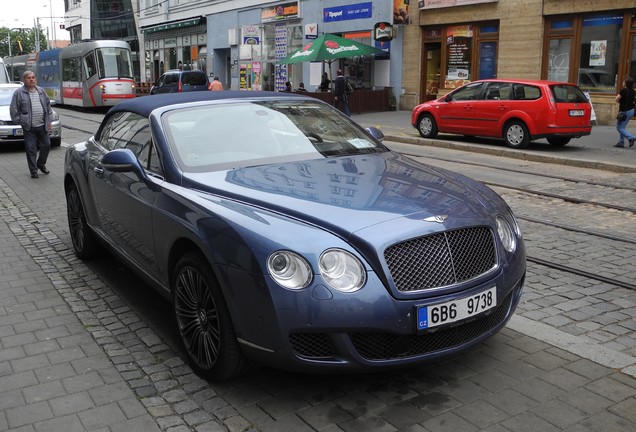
[183,152,505,239]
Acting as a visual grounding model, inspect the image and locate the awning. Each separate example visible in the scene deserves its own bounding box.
[141,17,204,34]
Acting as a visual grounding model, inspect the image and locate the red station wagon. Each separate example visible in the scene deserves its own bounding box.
[411,79,592,149]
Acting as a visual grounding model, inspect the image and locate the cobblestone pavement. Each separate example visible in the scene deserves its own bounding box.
[1,116,636,431]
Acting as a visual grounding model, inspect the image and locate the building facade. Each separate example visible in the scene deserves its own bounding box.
[137,0,403,100]
[402,0,636,125]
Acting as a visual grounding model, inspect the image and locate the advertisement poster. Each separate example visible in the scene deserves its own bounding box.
[252,62,262,90]
[589,40,607,66]
[445,25,473,88]
[240,64,248,90]
[393,0,410,25]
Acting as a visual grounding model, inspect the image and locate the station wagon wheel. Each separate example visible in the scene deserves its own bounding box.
[504,120,530,149]
[417,113,438,138]
[66,183,102,259]
[547,137,571,146]
[173,252,248,381]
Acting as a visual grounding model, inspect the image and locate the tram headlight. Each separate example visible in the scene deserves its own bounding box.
[100,84,106,93]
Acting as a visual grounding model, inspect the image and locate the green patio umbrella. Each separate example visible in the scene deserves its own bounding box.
[279,34,386,91]
[279,33,386,64]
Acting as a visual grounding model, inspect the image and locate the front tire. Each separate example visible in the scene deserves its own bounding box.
[51,137,62,147]
[504,120,530,149]
[66,183,102,259]
[417,113,438,138]
[173,252,248,381]
[547,137,571,146]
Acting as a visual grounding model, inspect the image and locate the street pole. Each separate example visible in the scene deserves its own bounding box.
[49,0,55,48]
[35,18,40,52]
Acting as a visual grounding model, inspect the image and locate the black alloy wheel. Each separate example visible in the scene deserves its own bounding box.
[173,252,247,381]
[66,183,101,259]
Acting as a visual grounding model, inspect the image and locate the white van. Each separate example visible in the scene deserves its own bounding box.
[0,57,9,83]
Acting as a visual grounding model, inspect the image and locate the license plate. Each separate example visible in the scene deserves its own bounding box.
[417,287,497,330]
[569,110,585,116]
[13,128,23,136]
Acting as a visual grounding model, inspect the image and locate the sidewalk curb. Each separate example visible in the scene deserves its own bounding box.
[384,134,636,174]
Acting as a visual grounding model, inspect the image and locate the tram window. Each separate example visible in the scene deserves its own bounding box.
[62,57,80,81]
[84,52,97,78]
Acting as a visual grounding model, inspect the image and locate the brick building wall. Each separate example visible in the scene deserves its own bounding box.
[400,0,636,124]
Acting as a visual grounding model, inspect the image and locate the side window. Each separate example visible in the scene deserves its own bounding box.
[484,82,512,100]
[99,112,164,176]
[450,82,484,101]
[512,84,541,101]
[98,112,141,151]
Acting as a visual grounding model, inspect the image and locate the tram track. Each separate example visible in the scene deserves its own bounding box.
[400,151,636,192]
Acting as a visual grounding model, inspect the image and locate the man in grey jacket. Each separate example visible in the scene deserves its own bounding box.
[10,70,54,178]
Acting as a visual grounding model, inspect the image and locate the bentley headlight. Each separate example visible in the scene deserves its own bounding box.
[496,216,517,253]
[268,251,312,289]
[319,249,366,292]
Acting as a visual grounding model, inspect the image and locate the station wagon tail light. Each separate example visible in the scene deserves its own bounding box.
[496,216,517,253]
[268,251,312,290]
[569,109,585,116]
[319,249,366,293]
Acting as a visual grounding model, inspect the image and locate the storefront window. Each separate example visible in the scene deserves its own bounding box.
[547,38,571,82]
[445,25,473,89]
[577,14,621,93]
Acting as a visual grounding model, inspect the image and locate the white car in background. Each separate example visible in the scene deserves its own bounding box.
[0,83,62,146]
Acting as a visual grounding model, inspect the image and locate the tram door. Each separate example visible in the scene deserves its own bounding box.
[423,43,441,102]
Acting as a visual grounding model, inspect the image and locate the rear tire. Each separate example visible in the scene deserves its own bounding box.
[547,137,571,146]
[504,120,530,149]
[172,252,249,381]
[417,113,438,138]
[66,183,102,259]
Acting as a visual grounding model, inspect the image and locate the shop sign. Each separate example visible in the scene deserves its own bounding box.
[242,25,260,45]
[262,2,299,23]
[164,38,177,48]
[374,22,393,41]
[305,23,318,39]
[418,0,497,9]
[323,2,372,23]
[141,17,203,34]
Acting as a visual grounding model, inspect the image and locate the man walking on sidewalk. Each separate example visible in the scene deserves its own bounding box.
[10,70,54,178]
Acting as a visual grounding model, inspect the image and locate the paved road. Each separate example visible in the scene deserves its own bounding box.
[0,110,635,431]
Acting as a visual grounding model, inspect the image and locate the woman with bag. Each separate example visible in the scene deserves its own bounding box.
[615,76,636,148]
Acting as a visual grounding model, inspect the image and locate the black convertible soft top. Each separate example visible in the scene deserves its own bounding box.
[107,90,308,118]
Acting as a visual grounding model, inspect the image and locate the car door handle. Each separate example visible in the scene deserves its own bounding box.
[93,166,104,175]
